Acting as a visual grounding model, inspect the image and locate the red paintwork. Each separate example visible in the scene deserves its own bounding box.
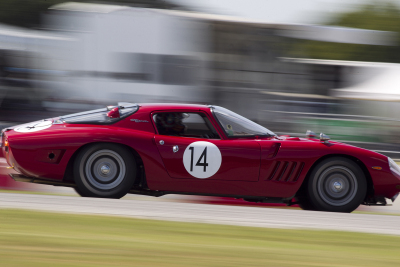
[107,107,120,118]
[154,135,260,182]
[2,103,400,200]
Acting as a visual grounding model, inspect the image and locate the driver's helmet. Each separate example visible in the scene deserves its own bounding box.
[155,112,186,135]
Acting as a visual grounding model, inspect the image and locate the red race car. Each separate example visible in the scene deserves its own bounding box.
[1,103,400,212]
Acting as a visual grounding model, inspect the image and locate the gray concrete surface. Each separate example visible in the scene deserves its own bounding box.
[1,192,400,236]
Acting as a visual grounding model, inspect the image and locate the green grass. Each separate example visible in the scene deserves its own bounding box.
[0,210,399,266]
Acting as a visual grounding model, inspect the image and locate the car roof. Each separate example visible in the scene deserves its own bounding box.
[138,103,210,112]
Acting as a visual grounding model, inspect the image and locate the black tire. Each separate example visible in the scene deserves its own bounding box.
[296,193,316,211]
[73,143,136,199]
[304,157,367,213]
[73,187,87,197]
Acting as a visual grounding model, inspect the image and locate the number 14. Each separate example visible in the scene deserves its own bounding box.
[189,147,208,172]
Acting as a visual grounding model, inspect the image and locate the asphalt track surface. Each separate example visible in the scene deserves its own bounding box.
[1,193,400,236]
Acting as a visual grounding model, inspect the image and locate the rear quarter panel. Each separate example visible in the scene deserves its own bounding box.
[4,118,171,187]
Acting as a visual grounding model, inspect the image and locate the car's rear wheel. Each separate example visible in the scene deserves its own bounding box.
[73,143,136,198]
[301,157,367,213]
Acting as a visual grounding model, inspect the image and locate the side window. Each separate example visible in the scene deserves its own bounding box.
[153,112,220,139]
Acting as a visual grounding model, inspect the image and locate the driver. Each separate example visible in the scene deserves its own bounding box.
[155,113,186,136]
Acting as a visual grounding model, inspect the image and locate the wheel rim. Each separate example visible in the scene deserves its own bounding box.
[317,166,358,206]
[84,149,126,190]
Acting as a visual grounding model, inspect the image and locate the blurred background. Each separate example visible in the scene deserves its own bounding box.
[2,3,400,266]
[1,0,400,195]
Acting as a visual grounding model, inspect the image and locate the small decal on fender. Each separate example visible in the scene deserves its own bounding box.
[130,119,149,123]
[183,141,222,179]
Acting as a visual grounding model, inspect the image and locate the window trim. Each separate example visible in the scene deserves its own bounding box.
[150,110,222,140]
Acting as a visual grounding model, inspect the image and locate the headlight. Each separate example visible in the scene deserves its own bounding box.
[388,157,400,176]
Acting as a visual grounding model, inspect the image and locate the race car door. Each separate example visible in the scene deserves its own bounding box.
[153,111,260,182]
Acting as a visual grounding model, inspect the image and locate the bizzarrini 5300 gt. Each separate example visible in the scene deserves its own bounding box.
[1,103,400,212]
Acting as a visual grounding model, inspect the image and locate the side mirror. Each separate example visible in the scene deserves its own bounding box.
[107,107,120,118]
[306,130,316,138]
[320,133,330,143]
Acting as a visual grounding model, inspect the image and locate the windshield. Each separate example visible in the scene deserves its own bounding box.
[211,106,276,137]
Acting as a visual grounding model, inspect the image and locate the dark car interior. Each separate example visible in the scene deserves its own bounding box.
[153,112,220,139]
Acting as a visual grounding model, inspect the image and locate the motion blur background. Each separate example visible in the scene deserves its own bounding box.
[2,0,400,190]
[3,3,400,267]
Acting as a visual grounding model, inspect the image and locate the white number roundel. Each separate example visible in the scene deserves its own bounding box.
[183,141,222,179]
[14,121,53,133]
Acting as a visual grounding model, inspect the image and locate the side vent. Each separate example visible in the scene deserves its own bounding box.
[268,161,281,180]
[271,143,281,158]
[276,162,289,181]
[265,143,281,159]
[293,162,305,182]
[284,162,297,182]
[267,161,304,182]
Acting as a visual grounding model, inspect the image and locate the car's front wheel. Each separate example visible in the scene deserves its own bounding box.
[300,157,367,213]
[73,143,136,198]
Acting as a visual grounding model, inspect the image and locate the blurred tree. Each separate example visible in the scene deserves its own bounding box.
[296,2,400,63]
[0,0,187,28]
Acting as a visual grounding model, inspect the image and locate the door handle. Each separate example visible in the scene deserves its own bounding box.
[172,145,179,153]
